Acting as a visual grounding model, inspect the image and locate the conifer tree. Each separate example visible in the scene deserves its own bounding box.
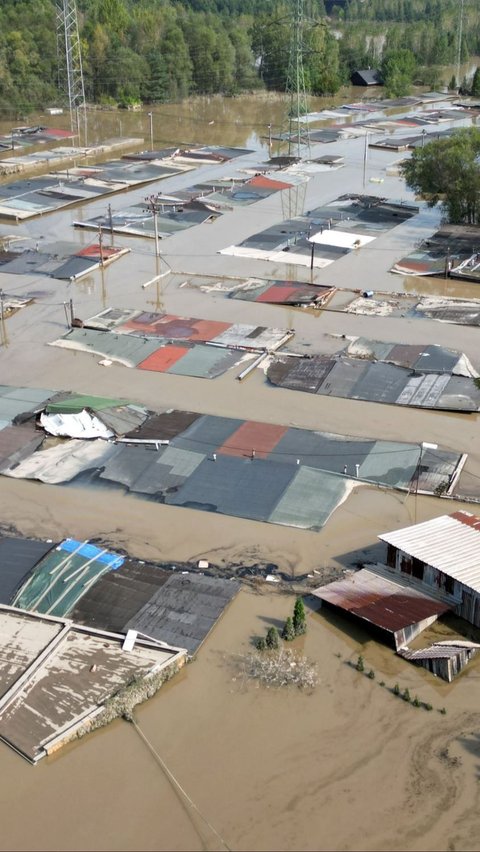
[293,597,307,636]
[282,617,295,642]
[265,626,280,650]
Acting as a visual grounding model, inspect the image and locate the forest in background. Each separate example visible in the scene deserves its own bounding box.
[0,0,479,115]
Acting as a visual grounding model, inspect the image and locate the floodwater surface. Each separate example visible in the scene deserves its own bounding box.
[0,589,479,851]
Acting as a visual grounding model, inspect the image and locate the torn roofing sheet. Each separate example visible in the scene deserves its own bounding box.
[3,439,116,484]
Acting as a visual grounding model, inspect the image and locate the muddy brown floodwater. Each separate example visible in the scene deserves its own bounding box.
[0,588,479,852]
[2,77,480,851]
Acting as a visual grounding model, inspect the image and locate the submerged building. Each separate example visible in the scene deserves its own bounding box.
[379,511,480,627]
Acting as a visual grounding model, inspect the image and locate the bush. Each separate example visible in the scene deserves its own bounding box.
[440,707,447,715]
[367,669,375,680]
[254,637,266,651]
[282,617,296,642]
[393,683,400,695]
[412,695,420,707]
[265,626,280,650]
[402,688,411,703]
[379,680,385,687]
[424,702,433,711]
[356,655,365,672]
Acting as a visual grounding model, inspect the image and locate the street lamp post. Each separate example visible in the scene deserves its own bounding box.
[421,129,427,148]
[147,112,153,152]
[414,441,438,523]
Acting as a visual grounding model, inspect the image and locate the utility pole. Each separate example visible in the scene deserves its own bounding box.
[107,203,114,246]
[362,132,369,189]
[143,195,170,312]
[147,112,154,152]
[98,225,106,308]
[0,289,6,347]
[98,224,104,268]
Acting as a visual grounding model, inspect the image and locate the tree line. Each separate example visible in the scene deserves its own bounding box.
[0,0,478,115]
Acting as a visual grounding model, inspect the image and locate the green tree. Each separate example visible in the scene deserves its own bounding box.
[471,67,480,98]
[402,128,480,224]
[266,626,280,650]
[143,52,170,104]
[282,616,296,641]
[381,48,416,97]
[293,597,306,636]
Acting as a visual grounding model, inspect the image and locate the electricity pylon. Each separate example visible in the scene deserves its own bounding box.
[285,0,310,159]
[56,0,87,145]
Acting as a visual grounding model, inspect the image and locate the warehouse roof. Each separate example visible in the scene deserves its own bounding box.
[379,512,480,593]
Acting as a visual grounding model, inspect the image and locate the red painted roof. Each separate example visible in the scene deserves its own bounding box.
[77,245,122,259]
[218,420,288,459]
[137,345,189,372]
[247,175,292,191]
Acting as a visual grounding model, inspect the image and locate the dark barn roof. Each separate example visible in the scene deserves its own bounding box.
[351,69,384,87]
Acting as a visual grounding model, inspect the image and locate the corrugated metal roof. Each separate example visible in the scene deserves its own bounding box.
[0,537,54,604]
[312,567,451,633]
[46,393,130,413]
[124,573,240,654]
[379,512,480,593]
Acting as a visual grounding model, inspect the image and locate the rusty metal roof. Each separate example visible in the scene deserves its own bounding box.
[379,511,480,593]
[312,567,450,634]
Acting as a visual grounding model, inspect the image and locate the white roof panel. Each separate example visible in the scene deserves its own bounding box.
[379,512,480,593]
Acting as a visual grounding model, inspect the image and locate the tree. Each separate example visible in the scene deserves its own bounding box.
[402,128,480,224]
[381,48,416,97]
[282,616,295,642]
[143,52,170,104]
[471,67,480,98]
[266,626,280,650]
[293,597,306,636]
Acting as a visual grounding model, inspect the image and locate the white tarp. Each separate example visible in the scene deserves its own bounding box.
[40,410,114,440]
[309,230,376,249]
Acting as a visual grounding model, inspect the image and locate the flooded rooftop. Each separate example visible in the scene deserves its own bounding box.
[0,606,186,763]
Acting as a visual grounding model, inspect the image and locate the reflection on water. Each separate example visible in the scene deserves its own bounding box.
[403,275,480,300]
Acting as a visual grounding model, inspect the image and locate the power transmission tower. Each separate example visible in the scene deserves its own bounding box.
[285,0,310,159]
[56,0,87,145]
[455,0,465,91]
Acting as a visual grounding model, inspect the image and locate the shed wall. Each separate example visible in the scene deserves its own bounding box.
[390,546,480,627]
